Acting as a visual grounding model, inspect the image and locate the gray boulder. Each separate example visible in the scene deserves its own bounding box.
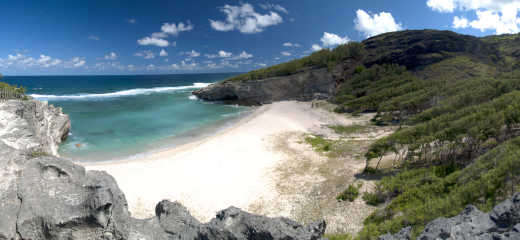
[380,193,520,240]
[210,206,326,240]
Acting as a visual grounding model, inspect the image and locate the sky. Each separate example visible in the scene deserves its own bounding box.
[1,0,520,75]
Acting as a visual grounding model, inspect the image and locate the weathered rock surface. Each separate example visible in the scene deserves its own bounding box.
[0,99,70,156]
[0,100,327,239]
[379,193,520,240]
[193,65,344,105]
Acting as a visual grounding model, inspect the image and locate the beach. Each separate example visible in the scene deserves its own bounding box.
[82,101,359,222]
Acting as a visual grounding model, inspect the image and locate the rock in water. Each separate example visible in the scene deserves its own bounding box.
[0,100,327,239]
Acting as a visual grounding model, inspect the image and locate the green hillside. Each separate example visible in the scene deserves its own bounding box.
[226,30,520,239]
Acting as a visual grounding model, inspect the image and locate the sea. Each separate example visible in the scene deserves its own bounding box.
[2,73,251,162]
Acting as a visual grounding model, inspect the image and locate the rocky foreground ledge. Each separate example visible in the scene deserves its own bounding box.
[0,99,326,240]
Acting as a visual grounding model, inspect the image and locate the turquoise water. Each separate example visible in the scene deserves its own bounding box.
[3,74,250,161]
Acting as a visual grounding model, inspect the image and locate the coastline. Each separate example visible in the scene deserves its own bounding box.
[81,101,358,222]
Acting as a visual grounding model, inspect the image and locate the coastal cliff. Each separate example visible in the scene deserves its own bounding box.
[0,99,326,239]
[193,30,498,105]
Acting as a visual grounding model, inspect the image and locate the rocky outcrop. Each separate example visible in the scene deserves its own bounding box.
[193,65,345,105]
[0,100,326,239]
[0,99,70,156]
[378,193,520,240]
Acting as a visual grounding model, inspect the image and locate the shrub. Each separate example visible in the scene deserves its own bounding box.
[337,183,363,202]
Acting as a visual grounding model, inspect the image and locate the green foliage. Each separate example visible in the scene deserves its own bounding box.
[226,42,365,82]
[0,81,26,100]
[28,150,48,159]
[357,137,520,239]
[362,191,385,206]
[337,183,363,202]
[305,135,332,152]
[325,233,353,240]
[328,124,369,135]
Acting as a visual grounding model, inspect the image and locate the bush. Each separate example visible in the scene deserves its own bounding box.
[362,192,385,206]
[337,183,363,202]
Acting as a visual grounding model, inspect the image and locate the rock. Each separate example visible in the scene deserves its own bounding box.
[382,193,520,240]
[378,227,411,240]
[193,66,341,105]
[0,99,327,240]
[0,100,70,156]
[209,206,326,240]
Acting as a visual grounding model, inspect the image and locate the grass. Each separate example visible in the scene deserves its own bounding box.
[329,125,370,135]
[325,233,353,240]
[305,135,333,152]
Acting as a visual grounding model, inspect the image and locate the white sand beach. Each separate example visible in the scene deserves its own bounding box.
[83,101,357,222]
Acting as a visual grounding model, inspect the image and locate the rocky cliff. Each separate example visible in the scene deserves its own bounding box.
[193,30,500,106]
[0,99,326,240]
[378,193,520,240]
[193,64,346,105]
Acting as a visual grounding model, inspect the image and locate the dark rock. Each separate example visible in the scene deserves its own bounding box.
[193,66,340,105]
[209,206,326,240]
[382,193,520,240]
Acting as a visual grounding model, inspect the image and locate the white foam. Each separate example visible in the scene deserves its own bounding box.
[31,82,211,101]
[188,95,198,100]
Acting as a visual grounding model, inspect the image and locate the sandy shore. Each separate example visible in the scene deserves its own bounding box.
[83,101,352,222]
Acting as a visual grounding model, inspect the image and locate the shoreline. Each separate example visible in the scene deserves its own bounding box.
[82,101,355,222]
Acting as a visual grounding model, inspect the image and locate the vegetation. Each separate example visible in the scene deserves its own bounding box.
[225,42,365,82]
[305,135,333,152]
[0,81,27,100]
[329,124,370,135]
[337,183,363,202]
[324,233,353,240]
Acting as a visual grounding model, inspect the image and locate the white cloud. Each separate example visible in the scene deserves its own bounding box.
[354,9,403,38]
[210,3,283,34]
[137,37,170,47]
[104,52,118,60]
[320,32,350,47]
[259,3,288,14]
[281,51,292,56]
[127,18,137,24]
[151,32,168,38]
[171,60,198,70]
[160,49,168,57]
[453,16,469,28]
[66,57,86,68]
[161,21,194,36]
[283,42,301,47]
[206,50,233,58]
[311,44,323,52]
[427,0,520,34]
[88,35,100,41]
[147,64,156,70]
[134,50,155,59]
[232,51,253,60]
[184,50,201,57]
[1,53,71,69]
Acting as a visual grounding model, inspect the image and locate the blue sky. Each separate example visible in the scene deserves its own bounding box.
[1,0,519,75]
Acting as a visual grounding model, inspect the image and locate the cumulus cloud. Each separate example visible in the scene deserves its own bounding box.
[453,16,470,28]
[161,21,194,36]
[426,0,520,34]
[184,50,201,57]
[210,3,283,33]
[88,35,100,41]
[159,49,168,57]
[134,50,156,59]
[138,21,192,47]
[259,3,288,14]
[205,50,233,59]
[320,32,350,47]
[104,52,118,60]
[137,37,170,47]
[311,44,323,52]
[354,9,403,38]
[283,42,301,47]
[66,57,86,68]
[171,60,198,70]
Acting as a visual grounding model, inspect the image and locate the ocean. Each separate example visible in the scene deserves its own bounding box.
[2,74,251,161]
